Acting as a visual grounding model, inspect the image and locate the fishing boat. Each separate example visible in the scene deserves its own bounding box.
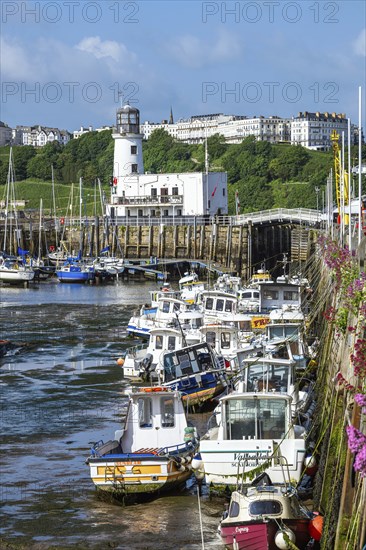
[157,341,230,410]
[179,271,206,304]
[219,473,321,550]
[86,387,199,503]
[196,392,308,493]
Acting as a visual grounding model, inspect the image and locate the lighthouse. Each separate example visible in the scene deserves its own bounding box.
[112,103,144,196]
[106,102,228,219]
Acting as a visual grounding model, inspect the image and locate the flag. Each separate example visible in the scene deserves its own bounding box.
[211,186,217,197]
[235,190,240,215]
[17,247,29,256]
[100,246,110,255]
[113,177,117,185]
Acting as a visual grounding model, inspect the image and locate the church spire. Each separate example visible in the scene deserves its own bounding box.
[169,106,174,124]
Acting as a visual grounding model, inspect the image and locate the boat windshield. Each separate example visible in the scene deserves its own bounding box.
[244,362,291,393]
[249,500,282,516]
[225,397,288,440]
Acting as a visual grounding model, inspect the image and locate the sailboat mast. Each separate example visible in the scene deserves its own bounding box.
[3,148,13,252]
[51,165,58,248]
[38,198,43,259]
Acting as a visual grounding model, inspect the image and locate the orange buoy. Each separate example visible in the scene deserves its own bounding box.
[309,514,323,541]
[116,357,124,366]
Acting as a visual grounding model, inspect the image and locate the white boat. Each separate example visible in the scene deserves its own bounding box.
[0,148,35,285]
[127,296,202,339]
[179,271,206,304]
[196,392,307,493]
[0,255,35,284]
[122,326,200,379]
[86,387,199,503]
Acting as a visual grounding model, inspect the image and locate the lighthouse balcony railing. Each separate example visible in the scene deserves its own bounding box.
[111,195,184,206]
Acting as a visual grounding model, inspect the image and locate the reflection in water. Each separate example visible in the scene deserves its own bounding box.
[0,282,223,549]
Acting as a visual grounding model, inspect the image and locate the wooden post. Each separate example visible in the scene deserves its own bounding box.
[186,225,191,259]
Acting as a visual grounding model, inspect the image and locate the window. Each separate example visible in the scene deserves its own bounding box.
[221,332,231,349]
[161,397,175,427]
[131,163,138,173]
[283,290,299,301]
[156,335,163,349]
[216,299,224,312]
[151,209,156,217]
[223,188,226,196]
[131,145,137,154]
[224,300,233,312]
[151,188,157,197]
[205,297,214,310]
[167,336,176,350]
[138,397,152,428]
[229,500,240,518]
[172,187,178,195]
[249,500,282,516]
[177,209,182,216]
[206,331,216,346]
[138,209,143,217]
[164,210,168,216]
[263,290,279,300]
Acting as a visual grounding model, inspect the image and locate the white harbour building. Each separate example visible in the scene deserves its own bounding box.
[105,104,228,219]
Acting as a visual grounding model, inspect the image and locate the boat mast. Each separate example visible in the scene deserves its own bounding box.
[3,148,13,252]
[51,165,59,249]
[38,198,43,259]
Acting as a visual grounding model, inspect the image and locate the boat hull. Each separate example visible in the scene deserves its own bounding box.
[200,439,306,491]
[0,268,35,283]
[220,519,312,550]
[88,455,192,503]
[56,269,95,283]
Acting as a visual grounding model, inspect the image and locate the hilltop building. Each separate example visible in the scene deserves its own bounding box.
[141,110,360,150]
[0,121,12,146]
[105,104,228,219]
[12,125,71,147]
[290,112,350,151]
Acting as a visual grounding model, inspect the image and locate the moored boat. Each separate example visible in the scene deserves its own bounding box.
[86,387,199,503]
[219,473,321,550]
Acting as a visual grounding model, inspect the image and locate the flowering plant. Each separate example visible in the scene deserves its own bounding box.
[318,235,366,477]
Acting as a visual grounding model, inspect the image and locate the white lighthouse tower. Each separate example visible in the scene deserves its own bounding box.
[112,103,144,198]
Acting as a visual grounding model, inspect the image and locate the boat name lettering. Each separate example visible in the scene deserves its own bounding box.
[116,461,141,466]
[232,451,269,467]
[235,527,249,534]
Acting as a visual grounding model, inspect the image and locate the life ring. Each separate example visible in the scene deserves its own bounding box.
[49,245,55,252]
[60,217,65,225]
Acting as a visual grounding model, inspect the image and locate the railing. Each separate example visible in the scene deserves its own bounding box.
[111,194,183,206]
[0,208,325,229]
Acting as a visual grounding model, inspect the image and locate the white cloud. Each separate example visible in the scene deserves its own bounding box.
[75,36,136,64]
[353,28,366,56]
[167,30,243,69]
[0,37,40,80]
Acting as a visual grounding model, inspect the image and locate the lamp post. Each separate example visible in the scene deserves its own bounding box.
[315,186,320,222]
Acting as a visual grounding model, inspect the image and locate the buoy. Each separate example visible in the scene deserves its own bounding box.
[191,453,203,470]
[194,469,205,481]
[304,455,318,475]
[309,514,323,541]
[274,528,296,549]
[116,357,124,366]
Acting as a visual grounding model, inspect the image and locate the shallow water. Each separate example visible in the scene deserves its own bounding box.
[0,281,224,549]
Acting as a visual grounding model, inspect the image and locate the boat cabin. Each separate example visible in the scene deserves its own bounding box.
[237,288,260,312]
[115,387,189,451]
[258,281,302,313]
[240,357,296,395]
[199,290,238,323]
[161,342,224,383]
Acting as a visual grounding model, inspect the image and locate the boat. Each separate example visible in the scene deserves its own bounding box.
[122,326,200,379]
[179,271,206,304]
[196,392,308,493]
[219,473,321,550]
[157,341,230,410]
[0,253,35,285]
[0,149,35,285]
[86,387,199,503]
[56,257,95,283]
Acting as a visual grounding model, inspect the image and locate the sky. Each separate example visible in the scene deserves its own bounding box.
[0,0,365,131]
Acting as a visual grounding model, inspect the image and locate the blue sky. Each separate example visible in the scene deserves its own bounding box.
[1,0,365,131]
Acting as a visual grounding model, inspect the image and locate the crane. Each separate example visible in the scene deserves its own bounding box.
[330,129,349,224]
